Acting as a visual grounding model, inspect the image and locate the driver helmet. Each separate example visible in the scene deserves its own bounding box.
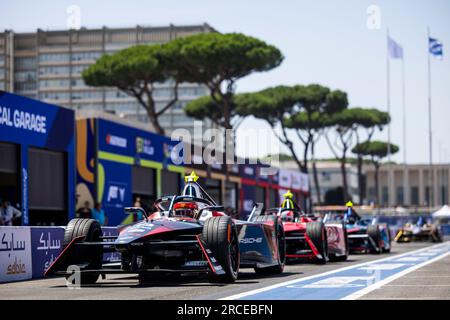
[281,211,295,222]
[173,201,199,218]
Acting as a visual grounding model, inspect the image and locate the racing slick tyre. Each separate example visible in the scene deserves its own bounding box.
[63,218,103,285]
[202,216,239,283]
[328,220,349,262]
[253,215,286,275]
[431,225,443,243]
[382,225,392,253]
[306,221,328,264]
[368,225,381,254]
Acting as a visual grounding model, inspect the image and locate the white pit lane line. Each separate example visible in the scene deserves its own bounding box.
[220,242,450,300]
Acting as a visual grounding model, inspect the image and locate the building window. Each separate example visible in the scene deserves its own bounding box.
[382,186,388,206]
[410,186,419,205]
[425,186,431,205]
[14,57,36,70]
[71,52,102,61]
[441,186,448,205]
[14,70,36,82]
[71,65,90,75]
[39,91,70,100]
[396,186,404,205]
[39,53,70,62]
[39,66,70,76]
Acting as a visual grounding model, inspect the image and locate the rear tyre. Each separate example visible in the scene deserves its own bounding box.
[64,218,103,285]
[202,216,239,283]
[328,221,348,262]
[253,215,286,275]
[431,225,443,243]
[381,226,391,253]
[368,225,381,254]
[306,221,328,264]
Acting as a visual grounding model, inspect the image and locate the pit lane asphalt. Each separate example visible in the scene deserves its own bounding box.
[0,242,440,300]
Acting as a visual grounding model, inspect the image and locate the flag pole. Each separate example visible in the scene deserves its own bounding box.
[427,26,434,209]
[401,54,408,205]
[386,28,392,207]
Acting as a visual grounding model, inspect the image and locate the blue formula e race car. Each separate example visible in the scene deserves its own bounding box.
[45,172,285,285]
[318,202,391,254]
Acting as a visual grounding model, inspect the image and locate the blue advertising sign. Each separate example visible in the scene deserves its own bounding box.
[97,119,180,167]
[100,159,132,226]
[0,91,74,151]
[30,227,64,278]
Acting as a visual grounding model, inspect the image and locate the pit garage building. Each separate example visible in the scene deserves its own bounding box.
[76,113,184,226]
[0,91,75,225]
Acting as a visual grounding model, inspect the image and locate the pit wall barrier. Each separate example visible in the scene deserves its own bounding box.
[0,226,120,283]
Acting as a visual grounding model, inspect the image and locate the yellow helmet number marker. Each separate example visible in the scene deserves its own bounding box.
[185,171,199,183]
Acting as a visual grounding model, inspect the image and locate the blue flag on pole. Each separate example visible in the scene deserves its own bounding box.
[388,36,403,59]
[429,37,443,57]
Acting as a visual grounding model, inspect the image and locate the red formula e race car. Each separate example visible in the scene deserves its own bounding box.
[256,191,348,264]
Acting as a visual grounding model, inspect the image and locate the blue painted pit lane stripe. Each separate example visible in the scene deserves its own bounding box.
[221,242,450,300]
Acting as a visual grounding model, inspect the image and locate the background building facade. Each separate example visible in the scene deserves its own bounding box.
[364,163,450,208]
[0,24,216,141]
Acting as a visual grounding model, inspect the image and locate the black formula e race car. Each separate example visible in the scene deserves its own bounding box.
[45,172,285,285]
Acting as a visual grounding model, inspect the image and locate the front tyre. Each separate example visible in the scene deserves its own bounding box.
[63,218,102,285]
[368,225,382,254]
[202,216,239,283]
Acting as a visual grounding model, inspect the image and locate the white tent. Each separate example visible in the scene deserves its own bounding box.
[432,205,450,218]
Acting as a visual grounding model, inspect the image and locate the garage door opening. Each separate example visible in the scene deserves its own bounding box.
[0,142,21,225]
[255,186,266,207]
[161,170,180,197]
[225,181,238,211]
[198,177,222,204]
[28,148,67,226]
[132,166,156,215]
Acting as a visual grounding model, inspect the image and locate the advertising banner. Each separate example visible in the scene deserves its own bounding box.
[30,227,64,278]
[0,227,32,283]
[278,169,309,193]
[97,119,180,167]
[99,159,132,226]
[0,91,74,151]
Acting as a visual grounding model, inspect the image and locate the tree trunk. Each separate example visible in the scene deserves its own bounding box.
[148,109,164,135]
[357,155,363,204]
[340,158,350,201]
[311,141,321,205]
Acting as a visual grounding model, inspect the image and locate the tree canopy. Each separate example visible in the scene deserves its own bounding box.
[352,140,399,159]
[167,32,284,87]
[82,43,185,134]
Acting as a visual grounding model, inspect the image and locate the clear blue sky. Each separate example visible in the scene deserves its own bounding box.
[1,0,449,164]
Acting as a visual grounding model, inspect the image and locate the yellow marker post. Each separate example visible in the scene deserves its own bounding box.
[282,190,294,209]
